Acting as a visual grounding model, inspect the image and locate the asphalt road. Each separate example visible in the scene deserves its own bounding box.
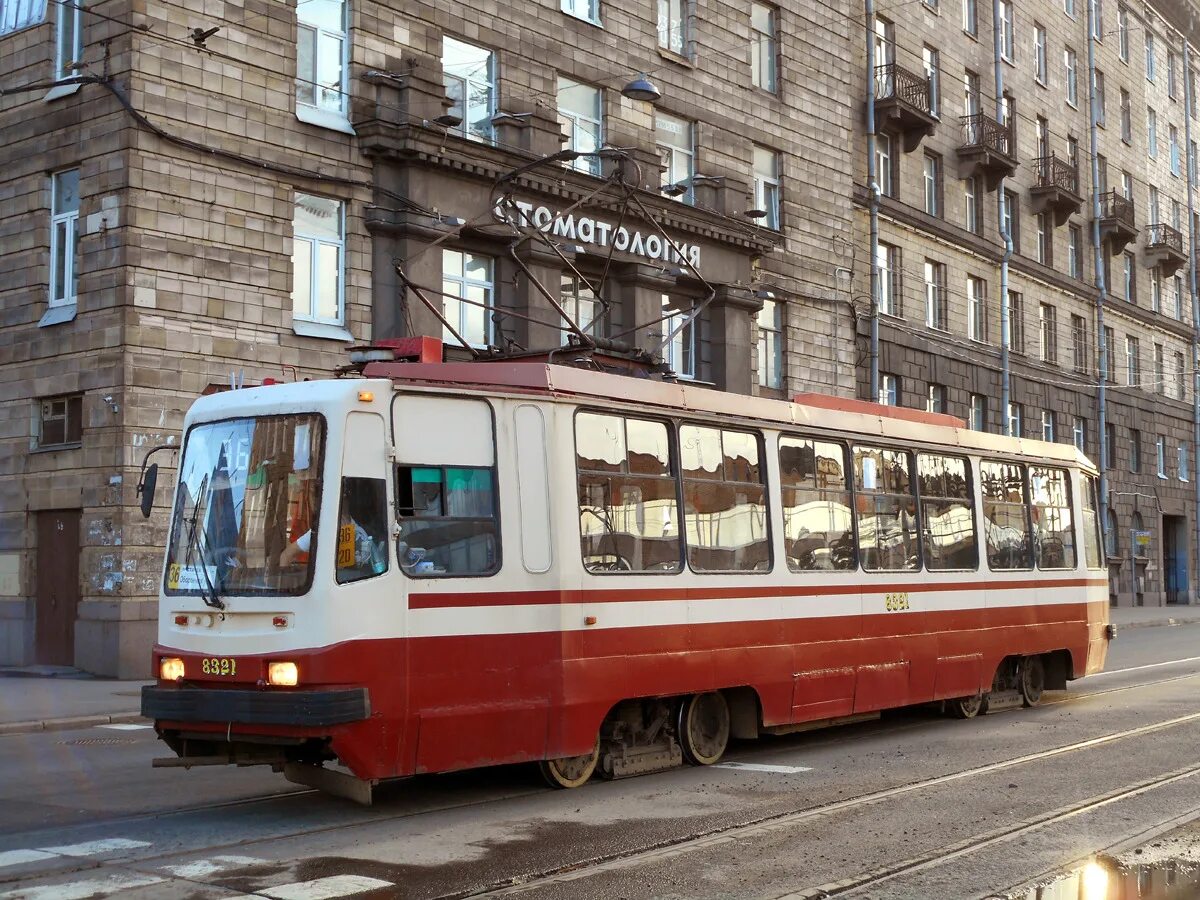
[1,624,1199,899]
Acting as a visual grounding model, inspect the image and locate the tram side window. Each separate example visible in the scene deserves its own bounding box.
[680,425,771,572]
[1081,474,1104,569]
[778,437,855,571]
[1030,466,1077,570]
[575,412,681,573]
[334,477,389,584]
[853,445,919,571]
[918,453,978,570]
[395,466,498,576]
[980,461,1032,570]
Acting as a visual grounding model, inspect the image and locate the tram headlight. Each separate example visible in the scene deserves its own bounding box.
[160,657,185,681]
[268,661,299,687]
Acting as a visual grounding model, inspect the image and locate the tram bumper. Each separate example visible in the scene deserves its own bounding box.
[141,684,370,727]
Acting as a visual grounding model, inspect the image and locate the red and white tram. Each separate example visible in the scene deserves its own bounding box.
[140,356,1112,801]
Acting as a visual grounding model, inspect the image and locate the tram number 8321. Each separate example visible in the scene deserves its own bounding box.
[885,592,911,612]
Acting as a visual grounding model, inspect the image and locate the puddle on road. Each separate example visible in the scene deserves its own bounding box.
[999,836,1200,899]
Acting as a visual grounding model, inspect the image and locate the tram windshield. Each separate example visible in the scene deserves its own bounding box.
[164,414,325,597]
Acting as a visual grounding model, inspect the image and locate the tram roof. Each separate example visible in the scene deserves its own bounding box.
[365,361,1094,470]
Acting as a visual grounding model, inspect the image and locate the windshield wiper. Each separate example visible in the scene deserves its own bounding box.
[184,475,226,611]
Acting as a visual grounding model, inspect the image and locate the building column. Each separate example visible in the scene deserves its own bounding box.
[367,209,454,342]
[709,285,764,395]
[509,243,564,351]
[613,264,678,363]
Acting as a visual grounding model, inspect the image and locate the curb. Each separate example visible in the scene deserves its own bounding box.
[0,711,146,737]
[1113,616,1200,630]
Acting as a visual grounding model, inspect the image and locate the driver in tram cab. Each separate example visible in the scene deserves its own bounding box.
[279,479,387,574]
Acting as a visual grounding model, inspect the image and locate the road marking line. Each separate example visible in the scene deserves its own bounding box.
[162,854,265,878]
[259,875,395,899]
[96,724,152,731]
[716,762,813,774]
[1089,654,1200,678]
[38,838,151,857]
[0,873,164,900]
[0,850,56,869]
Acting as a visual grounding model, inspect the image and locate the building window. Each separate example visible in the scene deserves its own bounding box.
[877,242,900,317]
[54,0,81,81]
[1120,88,1132,142]
[291,194,344,327]
[879,373,899,406]
[1124,251,1135,302]
[1175,274,1185,319]
[1154,343,1165,394]
[296,0,348,122]
[1091,0,1103,39]
[927,383,947,413]
[924,152,941,216]
[1170,125,1182,175]
[1148,106,1157,156]
[1074,416,1087,452]
[1117,5,1129,61]
[49,168,80,309]
[38,394,83,448]
[1068,224,1083,278]
[968,275,987,342]
[1010,289,1025,353]
[1064,0,1075,17]
[1176,350,1187,400]
[999,0,1015,61]
[1130,428,1141,473]
[925,259,947,330]
[753,145,781,230]
[1151,268,1162,313]
[1034,24,1047,84]
[1035,213,1051,265]
[1065,47,1078,106]
[0,0,46,36]
[657,111,694,202]
[969,394,986,431]
[751,3,778,93]
[1042,410,1056,441]
[1071,314,1087,373]
[1095,69,1106,126]
[1126,335,1140,387]
[561,0,599,24]
[963,0,977,35]
[964,175,980,233]
[657,0,686,54]
[1007,402,1023,437]
[1039,303,1057,364]
[1157,435,1167,477]
[560,273,599,343]
[558,77,603,176]
[1103,326,1116,382]
[443,37,495,142]
[757,299,783,389]
[875,132,894,197]
[1003,189,1019,252]
[1169,49,1178,98]
[923,46,940,116]
[1105,423,1117,469]
[1146,32,1156,81]
[1121,169,1133,199]
[442,250,494,347]
[1180,446,1189,482]
[663,296,696,379]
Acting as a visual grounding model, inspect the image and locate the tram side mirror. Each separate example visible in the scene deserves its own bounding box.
[138,464,158,519]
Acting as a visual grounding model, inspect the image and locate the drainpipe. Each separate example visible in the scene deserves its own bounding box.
[1184,38,1200,602]
[994,0,1012,435]
[866,0,880,403]
[1087,0,1111,560]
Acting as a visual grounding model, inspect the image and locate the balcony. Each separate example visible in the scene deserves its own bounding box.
[1144,223,1187,276]
[1028,154,1082,226]
[872,63,936,152]
[1095,190,1138,256]
[956,113,1017,190]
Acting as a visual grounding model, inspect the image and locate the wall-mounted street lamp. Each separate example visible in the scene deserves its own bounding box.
[621,73,662,103]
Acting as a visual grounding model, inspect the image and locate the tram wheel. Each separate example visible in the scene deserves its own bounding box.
[1020,655,1046,707]
[537,736,600,789]
[677,691,731,766]
[947,693,987,719]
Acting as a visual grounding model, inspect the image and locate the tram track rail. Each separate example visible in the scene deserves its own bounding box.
[3,663,1200,891]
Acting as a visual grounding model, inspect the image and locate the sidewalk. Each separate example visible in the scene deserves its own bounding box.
[0,604,1197,737]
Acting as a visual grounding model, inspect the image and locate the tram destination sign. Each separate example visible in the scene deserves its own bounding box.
[495,199,702,267]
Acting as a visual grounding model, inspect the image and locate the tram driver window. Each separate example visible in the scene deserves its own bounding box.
[1081,474,1104,569]
[853,446,919,571]
[778,437,855,571]
[680,425,771,572]
[575,412,681,573]
[333,477,389,584]
[395,466,499,576]
[1030,466,1077,569]
[980,461,1032,570]
[918,453,978,570]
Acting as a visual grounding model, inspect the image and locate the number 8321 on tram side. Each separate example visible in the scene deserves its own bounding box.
[139,358,1112,803]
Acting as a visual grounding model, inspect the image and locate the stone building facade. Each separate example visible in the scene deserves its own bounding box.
[856,0,1200,605]
[0,0,857,673]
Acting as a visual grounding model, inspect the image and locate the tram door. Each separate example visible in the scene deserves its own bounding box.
[1163,515,1188,605]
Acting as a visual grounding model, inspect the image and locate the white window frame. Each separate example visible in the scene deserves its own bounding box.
[561,0,600,25]
[1180,446,1189,482]
[927,383,946,414]
[1168,49,1178,98]
[295,0,351,132]
[1170,124,1181,176]
[1154,343,1165,395]
[443,249,495,348]
[925,259,946,330]
[1124,252,1133,301]
[1034,24,1047,84]
[751,2,778,93]
[877,243,899,317]
[1091,0,1103,39]
[1,0,47,36]
[1039,303,1056,363]
[968,275,986,342]
[1065,47,1078,107]
[1074,417,1086,452]
[963,0,977,34]
[1157,436,1167,477]
[757,299,783,389]
[1126,335,1139,387]
[663,296,697,380]
[964,175,979,233]
[876,132,893,197]
[753,145,781,229]
[970,394,986,431]
[291,194,346,332]
[1064,0,1075,18]
[999,0,1014,62]
[54,0,81,81]
[658,0,687,54]
[1117,5,1129,62]
[923,153,940,216]
[558,77,604,176]
[1146,32,1156,82]
[657,111,694,203]
[1042,410,1055,441]
[923,46,940,117]
[48,168,79,311]
[1007,402,1023,437]
[879,373,899,406]
[443,37,496,143]
[560,273,599,344]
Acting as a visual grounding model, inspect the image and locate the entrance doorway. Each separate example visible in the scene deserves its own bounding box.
[1162,515,1189,606]
[35,510,80,665]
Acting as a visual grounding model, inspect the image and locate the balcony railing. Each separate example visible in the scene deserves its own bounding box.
[1098,191,1135,228]
[960,112,1013,158]
[874,63,932,115]
[1034,154,1079,196]
[1146,223,1183,254]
